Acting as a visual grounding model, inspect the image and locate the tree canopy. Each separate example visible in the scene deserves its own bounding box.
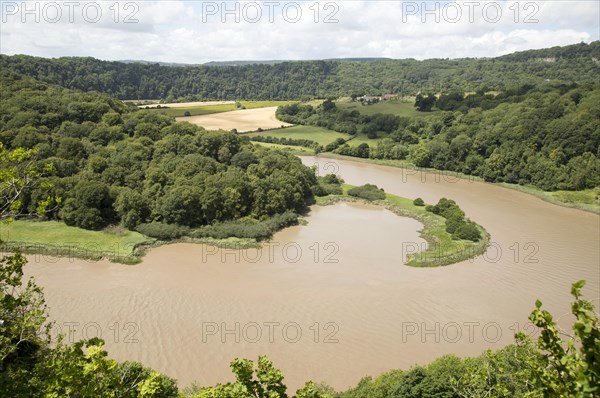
[276,83,600,191]
[0,71,316,234]
[1,42,598,101]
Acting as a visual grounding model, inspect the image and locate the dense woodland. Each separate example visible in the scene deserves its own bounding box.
[1,42,598,100]
[0,71,317,235]
[277,82,600,191]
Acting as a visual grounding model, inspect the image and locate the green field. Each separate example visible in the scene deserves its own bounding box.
[252,141,315,155]
[345,134,383,147]
[239,100,297,109]
[246,125,349,146]
[301,99,325,107]
[148,101,297,118]
[0,221,154,263]
[146,104,236,117]
[316,185,490,267]
[337,99,439,119]
[499,184,600,214]
[552,189,599,205]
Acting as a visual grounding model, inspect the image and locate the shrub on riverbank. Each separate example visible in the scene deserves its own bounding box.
[135,222,191,240]
[191,211,299,241]
[452,221,482,241]
[313,174,344,197]
[136,212,300,242]
[347,184,386,201]
[427,198,481,242]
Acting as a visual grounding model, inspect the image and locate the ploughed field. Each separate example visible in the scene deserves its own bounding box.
[176,106,292,132]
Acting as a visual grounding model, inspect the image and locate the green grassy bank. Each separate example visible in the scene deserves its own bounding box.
[311,153,600,215]
[247,125,348,146]
[0,221,269,264]
[0,221,154,264]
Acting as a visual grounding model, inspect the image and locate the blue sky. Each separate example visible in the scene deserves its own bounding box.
[1,1,598,62]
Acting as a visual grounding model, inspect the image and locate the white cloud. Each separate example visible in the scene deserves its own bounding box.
[0,0,598,62]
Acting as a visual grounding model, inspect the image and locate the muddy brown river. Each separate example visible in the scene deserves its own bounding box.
[24,156,600,391]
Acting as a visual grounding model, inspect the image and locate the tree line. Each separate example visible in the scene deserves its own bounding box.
[1,42,598,101]
[0,70,317,234]
[276,83,600,191]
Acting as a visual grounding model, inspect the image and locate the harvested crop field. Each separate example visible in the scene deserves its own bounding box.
[177,106,291,132]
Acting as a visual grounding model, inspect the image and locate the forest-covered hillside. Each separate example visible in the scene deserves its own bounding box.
[277,82,600,191]
[1,42,598,101]
[0,71,316,234]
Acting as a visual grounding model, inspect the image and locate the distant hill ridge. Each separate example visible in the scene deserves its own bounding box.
[1,41,598,100]
[120,58,392,67]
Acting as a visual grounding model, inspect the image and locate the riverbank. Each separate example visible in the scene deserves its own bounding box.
[316,185,490,267]
[307,152,600,215]
[2,186,488,267]
[0,221,263,264]
[0,221,153,264]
